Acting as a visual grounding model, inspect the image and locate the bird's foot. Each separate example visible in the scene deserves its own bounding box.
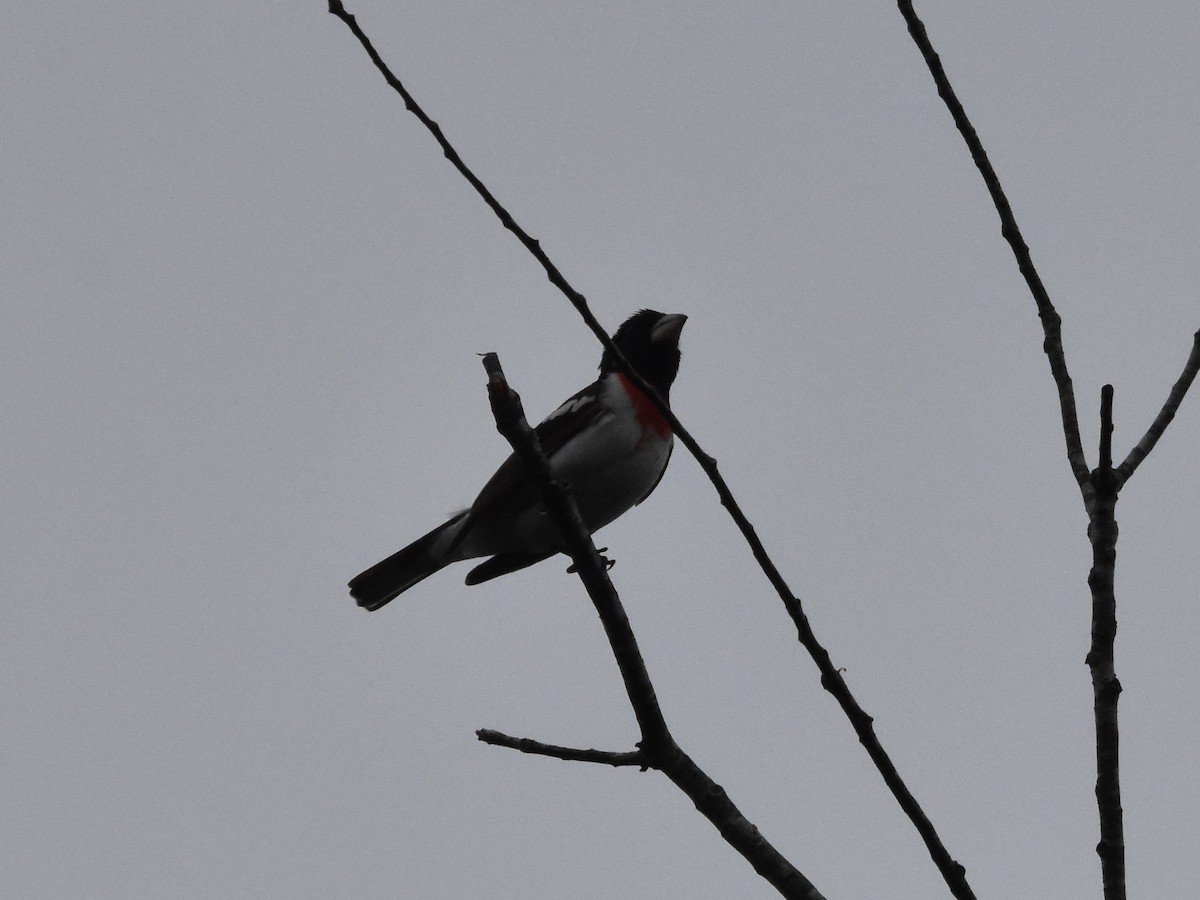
[567,549,615,575]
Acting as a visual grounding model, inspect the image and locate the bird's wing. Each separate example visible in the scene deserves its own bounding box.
[450,380,609,547]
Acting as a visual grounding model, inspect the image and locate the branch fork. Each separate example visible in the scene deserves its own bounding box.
[477,353,826,900]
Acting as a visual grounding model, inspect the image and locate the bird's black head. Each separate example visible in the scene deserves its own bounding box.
[600,309,687,398]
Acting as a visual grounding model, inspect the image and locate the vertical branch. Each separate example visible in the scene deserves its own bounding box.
[891,6,1200,899]
[1087,390,1125,900]
[1098,385,1114,473]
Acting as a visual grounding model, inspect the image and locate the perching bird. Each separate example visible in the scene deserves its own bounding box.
[349,309,687,611]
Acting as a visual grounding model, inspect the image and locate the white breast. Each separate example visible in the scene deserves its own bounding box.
[549,376,672,532]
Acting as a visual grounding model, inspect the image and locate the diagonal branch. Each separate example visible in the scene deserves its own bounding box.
[481,353,825,900]
[896,0,1090,490]
[328,7,976,896]
[325,1,614,357]
[476,729,648,768]
[1116,329,1200,483]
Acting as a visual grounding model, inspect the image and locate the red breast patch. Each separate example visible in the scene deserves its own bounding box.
[617,373,672,438]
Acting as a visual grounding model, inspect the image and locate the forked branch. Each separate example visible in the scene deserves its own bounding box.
[898,4,1200,900]
[480,353,825,900]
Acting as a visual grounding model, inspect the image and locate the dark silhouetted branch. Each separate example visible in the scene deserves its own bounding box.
[1087,387,1125,899]
[480,353,671,748]
[1099,385,1115,475]
[480,353,826,900]
[328,7,972,896]
[899,2,1127,894]
[476,729,648,768]
[1117,329,1200,483]
[897,0,1089,492]
[897,5,1196,899]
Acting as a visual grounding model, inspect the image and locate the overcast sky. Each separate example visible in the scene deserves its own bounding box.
[5,3,1199,898]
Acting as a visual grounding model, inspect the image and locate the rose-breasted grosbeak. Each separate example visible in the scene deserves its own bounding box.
[349,309,687,611]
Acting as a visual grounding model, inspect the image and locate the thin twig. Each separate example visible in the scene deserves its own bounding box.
[476,729,648,768]
[480,353,826,900]
[328,7,973,896]
[896,0,1090,491]
[1117,329,1200,483]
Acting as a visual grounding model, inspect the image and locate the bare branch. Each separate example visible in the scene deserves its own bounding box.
[476,729,648,768]
[893,5,1200,897]
[1099,385,1115,475]
[325,3,614,364]
[328,8,974,895]
[480,352,671,747]
[1089,388,1126,900]
[481,353,826,900]
[896,0,1090,490]
[1116,329,1200,483]
[1085,474,1125,900]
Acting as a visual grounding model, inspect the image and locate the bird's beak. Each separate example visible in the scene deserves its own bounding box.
[651,313,687,344]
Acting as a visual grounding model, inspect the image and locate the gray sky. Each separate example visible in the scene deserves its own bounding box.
[5,3,1198,898]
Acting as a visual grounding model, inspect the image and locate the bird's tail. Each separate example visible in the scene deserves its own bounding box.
[349,517,462,611]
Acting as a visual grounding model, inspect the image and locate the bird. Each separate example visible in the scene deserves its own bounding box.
[349,309,687,611]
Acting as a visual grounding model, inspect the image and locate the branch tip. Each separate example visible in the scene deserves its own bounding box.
[1098,384,1114,474]
[477,729,648,768]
